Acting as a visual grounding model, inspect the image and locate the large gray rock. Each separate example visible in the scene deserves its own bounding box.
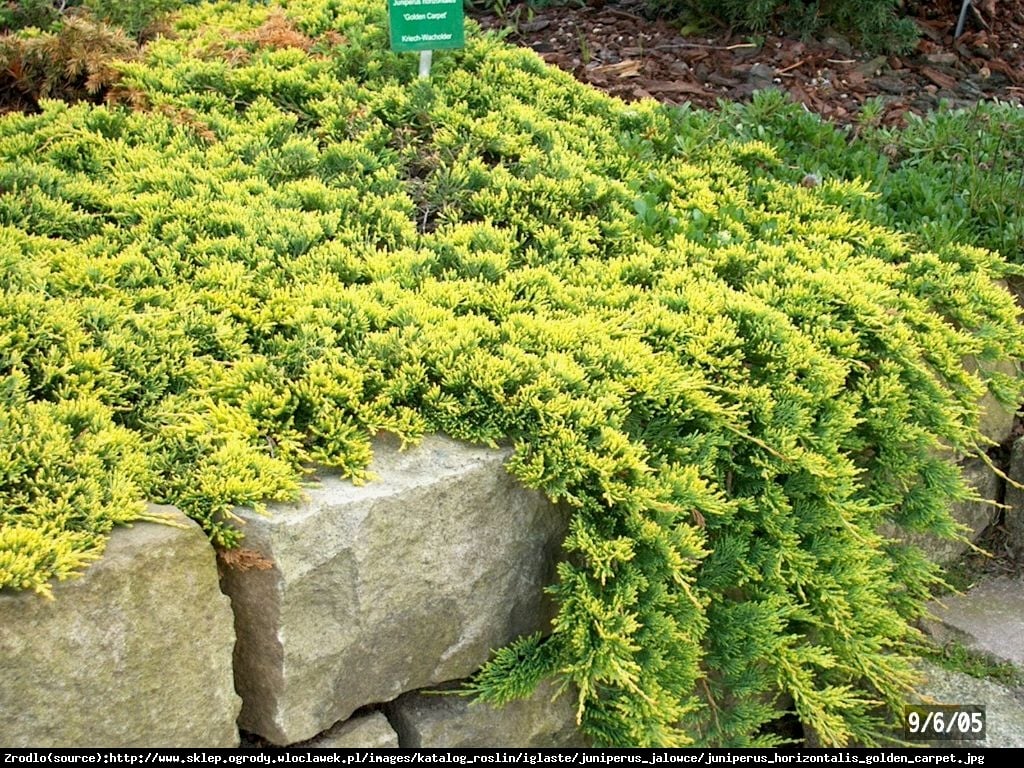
[922,576,1024,669]
[220,434,567,745]
[911,662,1024,748]
[305,713,399,748]
[387,679,587,748]
[964,355,1019,448]
[938,459,1000,564]
[881,459,999,566]
[0,507,241,747]
[1005,438,1024,559]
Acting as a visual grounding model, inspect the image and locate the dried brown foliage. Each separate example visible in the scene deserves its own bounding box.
[191,13,346,67]
[0,14,137,106]
[217,548,275,572]
[239,12,314,52]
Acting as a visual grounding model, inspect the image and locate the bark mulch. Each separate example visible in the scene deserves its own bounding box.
[471,0,1024,126]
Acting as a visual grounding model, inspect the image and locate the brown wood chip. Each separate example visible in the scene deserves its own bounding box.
[466,1,1024,128]
[986,59,1023,83]
[921,66,959,90]
[592,59,643,78]
[642,80,710,95]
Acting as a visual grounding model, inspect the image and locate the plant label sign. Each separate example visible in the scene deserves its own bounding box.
[388,0,465,52]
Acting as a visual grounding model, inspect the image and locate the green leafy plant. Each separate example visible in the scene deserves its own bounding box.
[82,0,187,39]
[0,0,66,32]
[1,0,1022,749]
[1,0,193,38]
[868,104,1024,265]
[646,0,919,54]
[665,90,1024,266]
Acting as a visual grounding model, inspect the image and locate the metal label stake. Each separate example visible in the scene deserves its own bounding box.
[955,0,972,39]
[387,0,464,76]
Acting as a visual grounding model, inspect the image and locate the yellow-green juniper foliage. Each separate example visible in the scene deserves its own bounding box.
[1,0,1022,747]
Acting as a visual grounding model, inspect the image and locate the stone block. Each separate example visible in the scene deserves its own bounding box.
[922,576,1024,669]
[220,434,567,745]
[1005,438,1024,559]
[911,662,1024,748]
[387,679,587,748]
[305,713,399,748]
[964,355,1019,448]
[0,507,241,747]
[881,458,999,566]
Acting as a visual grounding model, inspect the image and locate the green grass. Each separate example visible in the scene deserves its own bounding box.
[920,641,1024,689]
[1,0,1023,748]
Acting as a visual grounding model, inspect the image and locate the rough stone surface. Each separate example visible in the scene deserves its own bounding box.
[220,434,568,745]
[881,458,999,565]
[0,507,241,747]
[964,355,1019,448]
[911,663,1024,748]
[922,576,1024,669]
[387,680,587,748]
[305,713,399,748]
[938,459,1000,563]
[1005,437,1024,560]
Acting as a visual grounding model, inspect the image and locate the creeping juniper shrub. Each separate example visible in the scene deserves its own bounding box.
[0,14,138,105]
[0,0,197,108]
[1,0,1023,748]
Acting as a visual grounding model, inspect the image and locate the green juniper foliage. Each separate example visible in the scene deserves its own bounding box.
[1,0,1022,748]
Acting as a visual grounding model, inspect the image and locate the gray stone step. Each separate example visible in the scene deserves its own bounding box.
[916,577,1024,748]
[923,576,1024,669]
[0,507,241,747]
[219,434,568,745]
[911,662,1024,748]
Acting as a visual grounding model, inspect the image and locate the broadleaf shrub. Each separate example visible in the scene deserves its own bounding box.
[1,0,191,38]
[664,90,1024,266]
[1,0,1022,747]
[645,0,919,54]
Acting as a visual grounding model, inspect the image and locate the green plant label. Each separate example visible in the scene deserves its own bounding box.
[387,0,465,52]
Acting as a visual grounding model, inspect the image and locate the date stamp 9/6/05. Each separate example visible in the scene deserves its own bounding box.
[904,704,986,740]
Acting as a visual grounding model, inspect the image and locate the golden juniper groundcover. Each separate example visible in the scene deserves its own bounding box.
[1,0,1022,747]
